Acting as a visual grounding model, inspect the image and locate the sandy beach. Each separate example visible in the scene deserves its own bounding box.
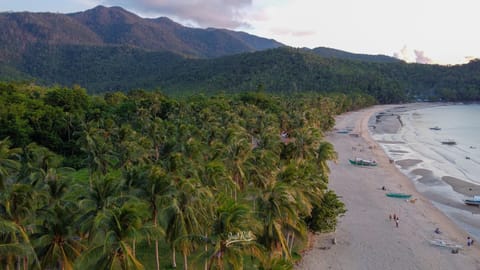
[297,105,480,270]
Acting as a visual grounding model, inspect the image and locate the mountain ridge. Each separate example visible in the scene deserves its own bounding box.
[0,6,478,103]
[0,5,285,59]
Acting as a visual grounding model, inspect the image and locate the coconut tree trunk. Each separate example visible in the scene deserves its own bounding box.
[183,251,188,270]
[16,256,20,270]
[204,234,208,270]
[23,257,27,270]
[154,210,160,270]
[289,233,296,255]
[132,237,136,257]
[286,232,291,252]
[172,247,177,268]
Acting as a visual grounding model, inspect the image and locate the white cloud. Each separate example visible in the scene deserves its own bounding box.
[414,50,433,64]
[102,0,253,28]
[394,45,411,62]
[394,46,434,64]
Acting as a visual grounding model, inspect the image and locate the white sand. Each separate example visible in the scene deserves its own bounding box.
[297,105,480,270]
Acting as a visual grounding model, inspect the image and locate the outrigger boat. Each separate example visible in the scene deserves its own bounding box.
[464,195,480,206]
[386,193,412,199]
[348,158,377,166]
[429,239,463,250]
[441,139,456,145]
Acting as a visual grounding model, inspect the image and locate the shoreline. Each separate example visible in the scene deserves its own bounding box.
[371,103,480,240]
[297,104,480,269]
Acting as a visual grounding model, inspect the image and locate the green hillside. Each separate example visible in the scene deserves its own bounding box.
[2,46,479,103]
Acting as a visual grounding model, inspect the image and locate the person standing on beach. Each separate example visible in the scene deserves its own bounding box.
[395,217,399,228]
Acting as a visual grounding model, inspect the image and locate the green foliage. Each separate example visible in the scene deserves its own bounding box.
[0,84,369,269]
[2,47,479,103]
[306,191,346,233]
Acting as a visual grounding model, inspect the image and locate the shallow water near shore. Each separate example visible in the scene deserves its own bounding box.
[370,104,480,240]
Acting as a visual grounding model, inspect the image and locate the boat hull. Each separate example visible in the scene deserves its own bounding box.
[464,200,480,206]
[386,193,412,199]
[348,159,377,166]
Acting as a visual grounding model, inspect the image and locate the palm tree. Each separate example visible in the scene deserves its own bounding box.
[113,124,151,171]
[77,174,125,240]
[205,197,262,270]
[0,219,40,270]
[163,177,213,270]
[32,203,85,270]
[316,141,338,176]
[126,165,167,270]
[255,176,304,259]
[222,129,252,200]
[0,138,20,190]
[77,122,116,179]
[75,200,151,270]
[0,182,40,270]
[287,127,321,161]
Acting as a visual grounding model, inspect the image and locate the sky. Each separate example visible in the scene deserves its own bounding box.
[1,0,479,65]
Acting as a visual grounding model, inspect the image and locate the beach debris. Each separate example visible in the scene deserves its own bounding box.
[406,198,417,203]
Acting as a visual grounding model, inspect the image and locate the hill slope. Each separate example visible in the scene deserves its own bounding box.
[311,47,402,63]
[0,5,284,60]
[0,7,479,103]
[3,45,479,103]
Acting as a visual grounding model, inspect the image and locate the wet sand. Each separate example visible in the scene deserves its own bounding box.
[297,105,480,270]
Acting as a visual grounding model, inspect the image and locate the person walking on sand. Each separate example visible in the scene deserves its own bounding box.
[395,217,399,228]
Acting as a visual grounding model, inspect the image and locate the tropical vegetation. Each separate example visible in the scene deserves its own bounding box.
[0,82,375,269]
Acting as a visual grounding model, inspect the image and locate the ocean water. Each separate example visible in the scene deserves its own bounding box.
[371,104,480,239]
[401,104,480,184]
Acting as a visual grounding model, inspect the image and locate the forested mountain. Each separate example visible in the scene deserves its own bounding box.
[311,47,402,63]
[1,6,479,103]
[0,5,283,60]
[1,45,479,103]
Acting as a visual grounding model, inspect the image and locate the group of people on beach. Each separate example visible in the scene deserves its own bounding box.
[389,213,400,228]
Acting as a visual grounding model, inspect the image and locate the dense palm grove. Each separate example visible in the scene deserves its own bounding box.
[0,82,376,269]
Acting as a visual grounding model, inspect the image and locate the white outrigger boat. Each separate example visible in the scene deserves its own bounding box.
[464,195,480,206]
[429,239,463,250]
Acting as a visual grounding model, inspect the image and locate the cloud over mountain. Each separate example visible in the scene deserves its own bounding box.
[394,45,433,64]
[103,0,253,28]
